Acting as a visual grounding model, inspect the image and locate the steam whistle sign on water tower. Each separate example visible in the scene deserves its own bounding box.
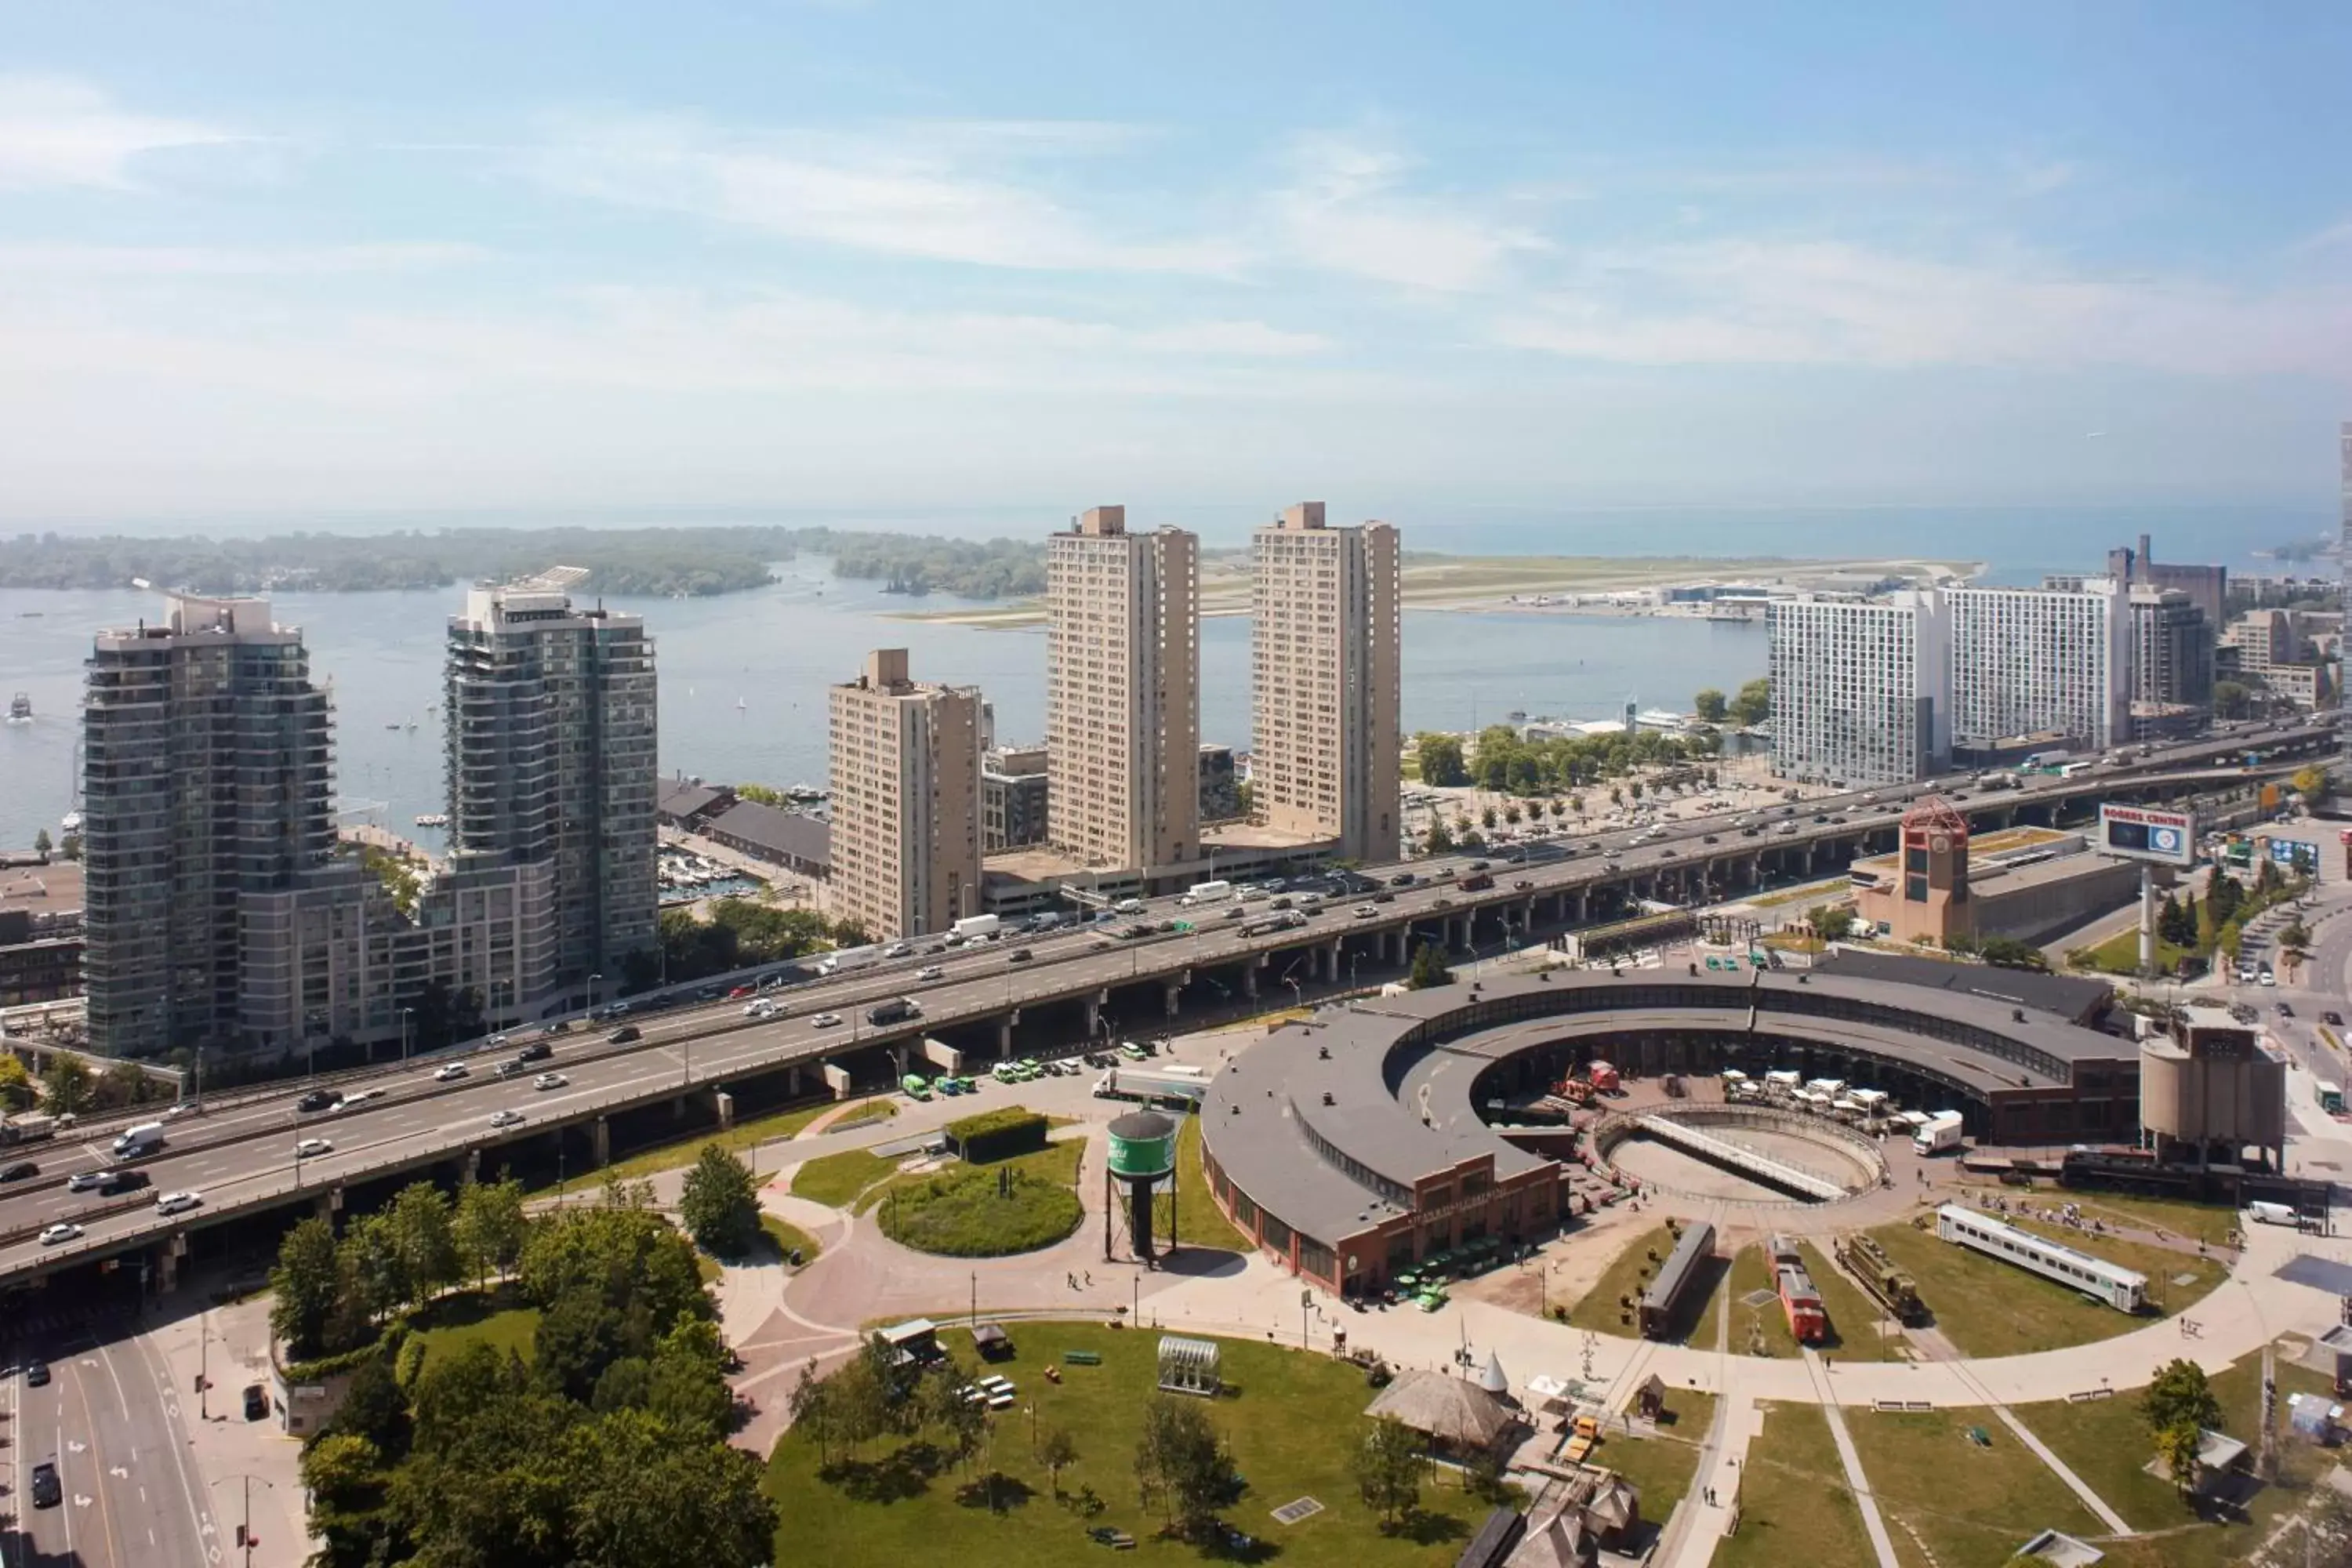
[2097,804,2196,867]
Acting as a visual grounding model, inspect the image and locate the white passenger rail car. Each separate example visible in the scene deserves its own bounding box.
[1933,1203,2147,1312]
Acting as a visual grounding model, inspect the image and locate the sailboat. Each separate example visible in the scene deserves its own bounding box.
[736,696,747,713]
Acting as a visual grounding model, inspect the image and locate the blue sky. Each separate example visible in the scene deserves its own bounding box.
[2,3,2347,524]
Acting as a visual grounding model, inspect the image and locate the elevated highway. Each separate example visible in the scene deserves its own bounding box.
[0,719,2324,1292]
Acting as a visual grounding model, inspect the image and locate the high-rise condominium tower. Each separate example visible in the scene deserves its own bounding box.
[1250,502,1401,863]
[1944,581,2128,755]
[445,568,657,988]
[827,648,983,940]
[1766,592,1950,786]
[82,594,335,1057]
[1044,506,1200,874]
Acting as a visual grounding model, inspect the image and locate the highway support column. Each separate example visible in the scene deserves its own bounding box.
[1163,978,1183,1018]
[591,1116,611,1168]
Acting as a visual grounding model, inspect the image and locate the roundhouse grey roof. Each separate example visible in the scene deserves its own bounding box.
[1200,967,2135,1252]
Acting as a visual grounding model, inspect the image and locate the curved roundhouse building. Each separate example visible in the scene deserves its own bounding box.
[1199,963,2156,1298]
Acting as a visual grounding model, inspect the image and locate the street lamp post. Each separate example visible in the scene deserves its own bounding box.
[215,1473,274,1568]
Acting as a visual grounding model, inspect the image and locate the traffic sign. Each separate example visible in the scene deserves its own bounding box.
[2098,804,2196,867]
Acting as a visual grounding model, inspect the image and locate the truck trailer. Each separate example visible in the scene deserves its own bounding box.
[1913,1110,1965,1156]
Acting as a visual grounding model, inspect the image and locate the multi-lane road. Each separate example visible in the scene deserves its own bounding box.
[6,1310,216,1568]
[0,720,2326,1289]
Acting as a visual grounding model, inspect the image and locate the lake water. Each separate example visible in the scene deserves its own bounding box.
[0,561,1766,851]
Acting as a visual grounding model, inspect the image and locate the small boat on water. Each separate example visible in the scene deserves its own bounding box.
[412,812,449,828]
[60,810,82,833]
[384,721,401,730]
[5,692,30,723]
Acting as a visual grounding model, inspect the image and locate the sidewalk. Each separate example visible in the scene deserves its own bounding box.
[150,1292,313,1568]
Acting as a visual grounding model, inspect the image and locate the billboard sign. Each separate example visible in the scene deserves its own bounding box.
[2271,838,2318,872]
[2098,804,2195,867]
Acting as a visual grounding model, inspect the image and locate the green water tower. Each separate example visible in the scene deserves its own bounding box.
[1106,1109,1178,1261]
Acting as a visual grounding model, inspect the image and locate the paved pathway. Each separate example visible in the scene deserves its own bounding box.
[1802,1348,1901,1568]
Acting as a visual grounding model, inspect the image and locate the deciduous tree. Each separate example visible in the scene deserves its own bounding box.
[454,1177,528,1288]
[679,1145,760,1258]
[1693,688,1729,724]
[1354,1415,1425,1527]
[270,1214,343,1358]
[1134,1396,1238,1541]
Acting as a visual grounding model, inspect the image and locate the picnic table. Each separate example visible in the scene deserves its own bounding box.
[1064,1349,1103,1366]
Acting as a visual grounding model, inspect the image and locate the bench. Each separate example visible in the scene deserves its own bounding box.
[1064,1350,1103,1366]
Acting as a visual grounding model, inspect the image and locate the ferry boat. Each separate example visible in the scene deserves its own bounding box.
[5,692,29,723]
[412,813,449,829]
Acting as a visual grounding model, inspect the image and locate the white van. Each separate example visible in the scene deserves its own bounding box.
[113,1122,166,1159]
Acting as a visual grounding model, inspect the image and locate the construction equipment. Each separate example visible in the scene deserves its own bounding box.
[1834,1232,1925,1326]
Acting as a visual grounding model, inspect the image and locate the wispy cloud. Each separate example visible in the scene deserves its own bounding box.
[1270,132,1549,293]
[0,74,238,191]
[1493,238,2352,376]
[0,241,481,276]
[519,114,1242,274]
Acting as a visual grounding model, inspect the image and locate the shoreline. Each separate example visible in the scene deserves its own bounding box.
[880,552,1987,630]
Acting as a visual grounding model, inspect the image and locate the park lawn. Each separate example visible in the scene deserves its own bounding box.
[762,1321,1492,1568]
[1171,1115,1250,1252]
[543,1094,898,1196]
[870,1138,1086,1257]
[793,1147,900,1208]
[1566,1224,1679,1338]
[1863,1215,2223,1359]
[408,1286,539,1374]
[2022,1189,2242,1249]
[1855,1407,2101,1568]
[2015,1352,2337,1568]
[1713,1403,1878,1568]
[2071,927,2193,975]
[760,1211,821,1265]
[1723,1247,1797,1357]
[1584,1389,1716,1519]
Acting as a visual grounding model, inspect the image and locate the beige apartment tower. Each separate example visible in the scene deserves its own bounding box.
[1045,506,1200,875]
[1251,503,1402,863]
[826,649,983,941]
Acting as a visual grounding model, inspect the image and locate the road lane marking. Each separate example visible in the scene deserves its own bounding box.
[125,1314,215,1568]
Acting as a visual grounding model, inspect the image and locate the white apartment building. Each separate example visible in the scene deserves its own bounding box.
[1250,502,1402,863]
[1945,581,2128,755]
[1044,506,1200,877]
[1766,592,1950,786]
[827,648,983,941]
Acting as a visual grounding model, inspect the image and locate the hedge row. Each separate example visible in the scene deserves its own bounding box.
[946,1107,1048,1164]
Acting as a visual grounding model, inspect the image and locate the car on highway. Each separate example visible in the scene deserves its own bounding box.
[1389,872,1417,887]
[24,1358,49,1386]
[30,1460,60,1509]
[744,997,778,1017]
[488,1109,526,1129]
[0,1160,36,1182]
[297,1089,337,1113]
[97,1169,150,1195]
[533,1072,568,1091]
[884,942,913,958]
[2278,1003,2296,1018]
[347,1087,387,1105]
[295,1138,333,1158]
[1352,904,1377,919]
[2327,1011,2346,1028]
[605,1025,641,1044]
[155,1190,203,1216]
[1007,947,1034,964]
[813,1012,843,1028]
[38,1222,82,1246]
[64,1170,111,1192]
[486,1033,509,1049]
[517,1040,554,1062]
[539,1020,572,1035]
[916,965,945,982]
[728,985,755,1000]
[435,1062,470,1082]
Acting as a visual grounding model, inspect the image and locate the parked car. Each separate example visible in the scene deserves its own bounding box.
[243,1383,269,1421]
[2325,1011,2345,1028]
